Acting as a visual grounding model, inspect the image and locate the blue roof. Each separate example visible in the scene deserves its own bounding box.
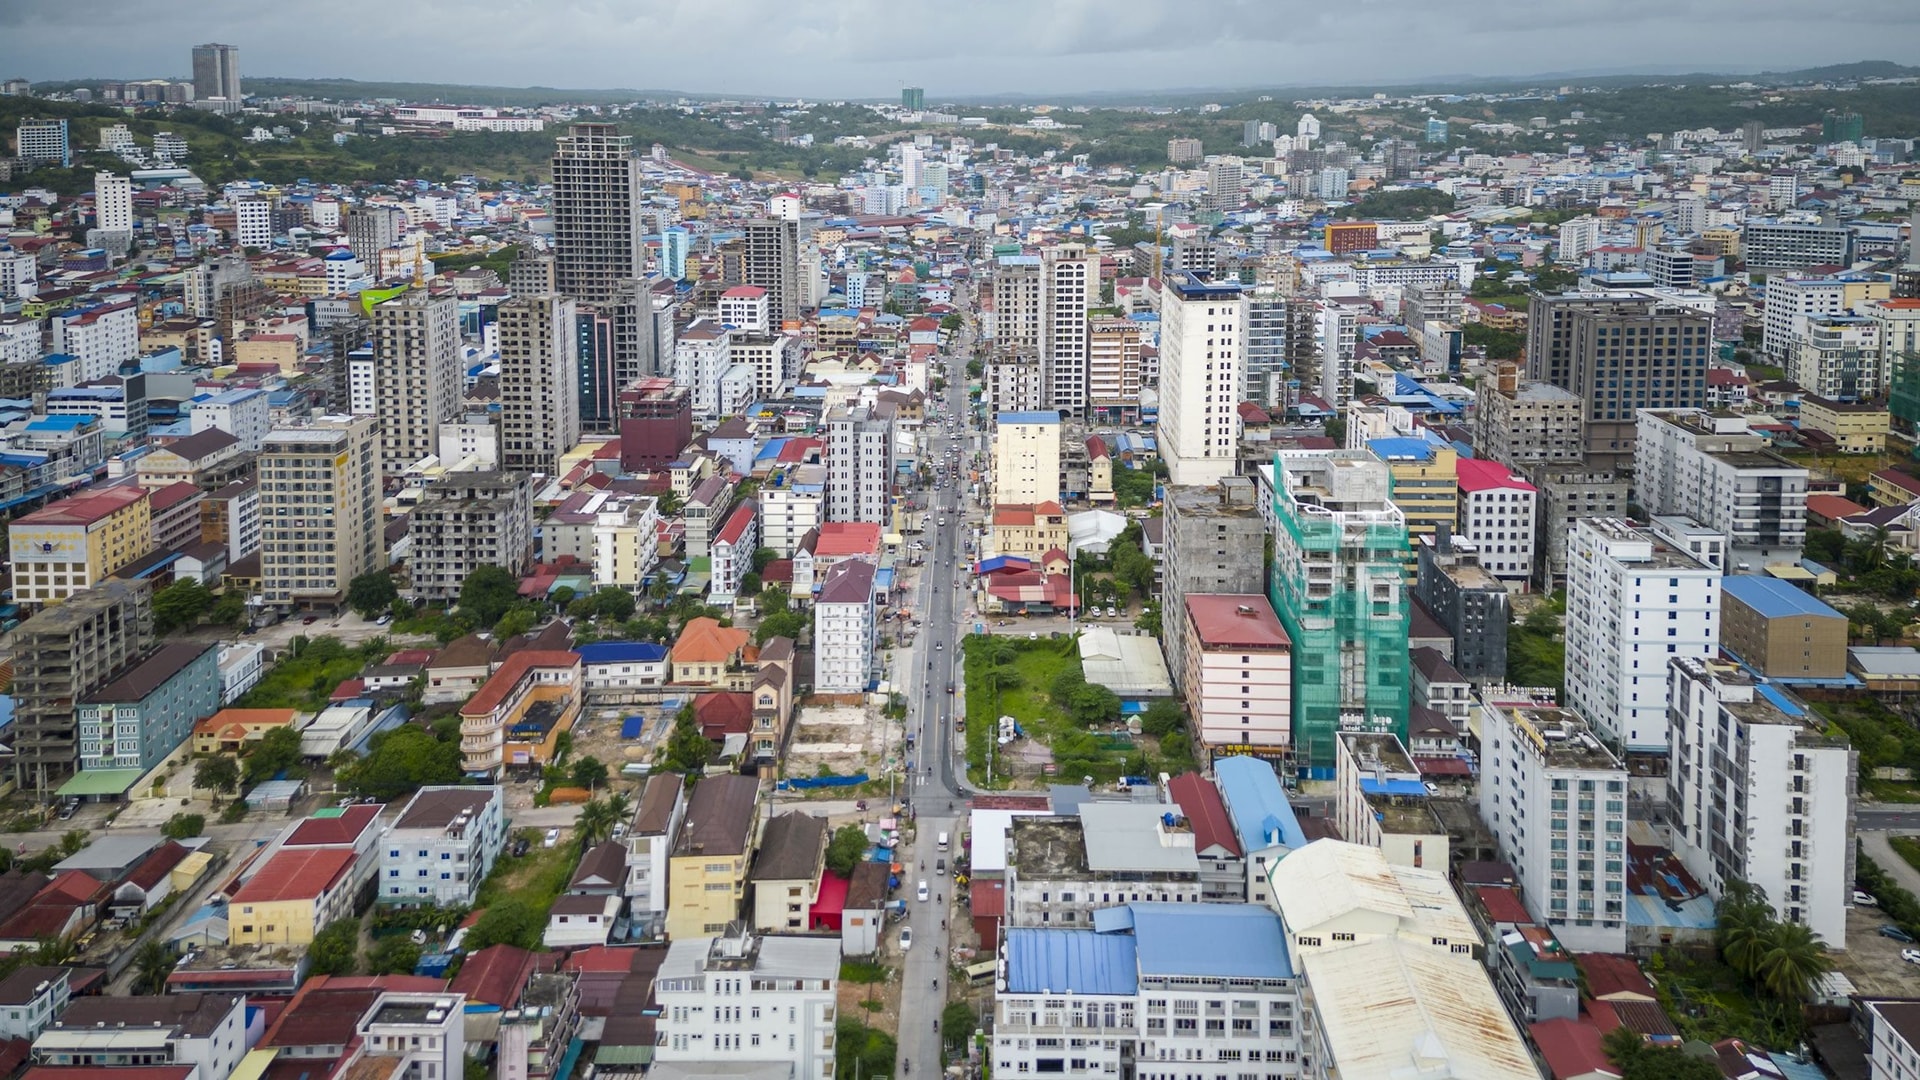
[575,641,669,664]
[998,411,1061,425]
[1122,903,1292,978]
[1004,929,1138,995]
[1360,778,1429,797]
[1215,756,1306,853]
[1721,575,1842,622]
[1368,436,1438,462]
[1754,683,1807,718]
[26,415,90,431]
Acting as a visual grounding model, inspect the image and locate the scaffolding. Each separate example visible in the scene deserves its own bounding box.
[1268,452,1411,777]
[1891,351,1920,436]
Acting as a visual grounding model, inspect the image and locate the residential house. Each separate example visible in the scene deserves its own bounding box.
[227,847,359,946]
[379,786,506,907]
[625,773,687,942]
[749,813,827,933]
[666,774,759,940]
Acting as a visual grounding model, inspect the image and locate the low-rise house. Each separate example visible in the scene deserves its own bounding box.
[227,847,358,946]
[1167,771,1245,902]
[841,861,891,957]
[282,803,385,892]
[665,774,759,940]
[1213,755,1308,909]
[1333,732,1449,875]
[749,813,827,933]
[422,633,496,705]
[542,894,621,949]
[576,641,669,698]
[625,773,686,942]
[379,786,505,907]
[669,617,756,689]
[34,993,247,1080]
[108,840,190,919]
[0,965,71,1042]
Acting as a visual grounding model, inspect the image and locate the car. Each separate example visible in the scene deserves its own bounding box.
[302,615,319,625]
[56,801,77,820]
[543,828,561,848]
[1881,925,1916,943]
[899,927,913,951]
[935,641,944,650]
[917,880,930,902]
[612,823,627,841]
[1902,948,1920,966]
[1424,781,1440,795]
[1855,890,1880,907]
[375,614,392,625]
[510,839,531,858]
[938,517,949,526]
[936,857,947,876]
[947,683,956,694]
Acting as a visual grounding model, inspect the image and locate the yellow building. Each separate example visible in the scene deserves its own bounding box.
[1799,395,1888,454]
[1368,438,1458,570]
[231,334,304,373]
[990,501,1069,560]
[663,182,706,219]
[9,485,153,606]
[666,775,760,939]
[226,847,358,946]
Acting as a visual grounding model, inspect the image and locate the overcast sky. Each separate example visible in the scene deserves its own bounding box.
[3,0,1919,99]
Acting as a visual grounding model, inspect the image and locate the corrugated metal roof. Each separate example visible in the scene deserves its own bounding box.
[1721,574,1842,621]
[1004,929,1138,996]
[1128,903,1292,979]
[1214,756,1305,853]
[1306,937,1536,1079]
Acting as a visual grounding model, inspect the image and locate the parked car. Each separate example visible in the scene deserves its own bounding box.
[1901,948,1920,966]
[899,927,913,951]
[1855,890,1880,907]
[510,838,531,858]
[543,828,561,848]
[1881,925,1915,943]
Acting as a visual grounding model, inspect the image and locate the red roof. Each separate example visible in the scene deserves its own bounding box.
[1873,468,1920,497]
[1457,456,1538,494]
[285,804,383,847]
[694,692,753,738]
[1528,1018,1619,1080]
[461,650,580,718]
[14,484,147,527]
[148,481,203,513]
[969,878,1006,918]
[561,945,643,973]
[1167,773,1241,858]
[1578,953,1656,1002]
[1236,401,1272,424]
[449,944,535,1007]
[123,841,190,891]
[1806,494,1869,521]
[229,848,357,904]
[1475,885,1533,925]
[25,1068,193,1080]
[715,502,756,546]
[1185,594,1290,649]
[814,522,883,557]
[721,285,767,299]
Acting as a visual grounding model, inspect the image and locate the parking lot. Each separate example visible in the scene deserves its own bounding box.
[1831,904,1920,995]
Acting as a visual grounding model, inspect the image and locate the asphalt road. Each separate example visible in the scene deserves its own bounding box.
[1860,808,1920,832]
[895,352,976,1079]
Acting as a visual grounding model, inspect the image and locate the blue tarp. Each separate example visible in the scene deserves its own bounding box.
[621,716,645,739]
[777,773,872,790]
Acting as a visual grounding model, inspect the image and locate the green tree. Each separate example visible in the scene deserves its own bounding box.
[242,724,306,785]
[756,610,806,645]
[577,798,617,848]
[336,725,463,801]
[1068,683,1122,727]
[740,572,763,597]
[761,585,791,616]
[465,896,542,951]
[1140,699,1183,738]
[210,591,247,627]
[348,571,400,619]
[752,547,780,573]
[194,755,240,798]
[152,579,216,633]
[834,1018,898,1080]
[1716,879,1773,978]
[1049,667,1087,708]
[493,605,538,641]
[161,812,205,840]
[1133,601,1162,637]
[57,829,87,857]
[1603,1024,1723,1080]
[571,756,610,790]
[367,935,422,976]
[134,939,174,995]
[941,1001,977,1050]
[661,703,712,775]
[1751,920,1832,1003]
[592,587,637,623]
[457,564,522,626]
[825,824,868,877]
[309,918,360,977]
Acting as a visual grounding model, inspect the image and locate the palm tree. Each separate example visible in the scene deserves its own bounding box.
[605,790,632,827]
[1752,921,1831,1003]
[133,940,172,995]
[1715,881,1771,978]
[577,798,616,849]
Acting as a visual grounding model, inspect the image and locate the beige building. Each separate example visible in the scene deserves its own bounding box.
[988,501,1067,561]
[748,812,827,933]
[9,484,152,607]
[1180,594,1293,758]
[496,294,581,476]
[1472,366,1585,468]
[372,290,461,479]
[992,410,1062,506]
[666,774,760,940]
[1087,318,1142,419]
[1719,575,1849,680]
[408,472,534,603]
[1798,394,1888,454]
[259,415,383,613]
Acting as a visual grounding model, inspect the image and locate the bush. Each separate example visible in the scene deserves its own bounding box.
[160,813,205,840]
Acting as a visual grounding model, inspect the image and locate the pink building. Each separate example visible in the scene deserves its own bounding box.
[1180,594,1292,757]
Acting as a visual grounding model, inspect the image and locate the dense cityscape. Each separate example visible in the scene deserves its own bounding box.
[3,30,1920,1080]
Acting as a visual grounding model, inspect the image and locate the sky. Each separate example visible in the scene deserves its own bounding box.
[3,0,1920,99]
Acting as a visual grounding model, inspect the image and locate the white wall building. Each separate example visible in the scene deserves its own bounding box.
[379,786,506,907]
[825,405,892,525]
[1564,517,1721,752]
[759,464,824,558]
[992,410,1063,506]
[1762,276,1850,361]
[189,388,270,453]
[1667,657,1856,950]
[51,300,138,382]
[718,286,770,334]
[1634,409,1807,571]
[1180,594,1293,755]
[353,991,466,1080]
[1477,700,1630,952]
[1455,457,1537,583]
[653,932,840,1080]
[33,992,248,1080]
[1157,273,1246,487]
[1865,999,1920,1080]
[235,196,273,249]
[95,172,133,235]
[674,319,732,421]
[812,558,876,694]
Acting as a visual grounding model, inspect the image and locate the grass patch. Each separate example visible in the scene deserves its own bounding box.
[1813,697,1920,783]
[1648,950,1792,1047]
[1864,778,1920,803]
[840,959,890,984]
[960,634,1140,787]
[475,832,579,912]
[238,637,388,711]
[1890,835,1920,876]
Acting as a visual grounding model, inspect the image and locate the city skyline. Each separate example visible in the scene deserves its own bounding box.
[1,0,1918,98]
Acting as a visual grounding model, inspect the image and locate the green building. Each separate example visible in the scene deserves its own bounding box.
[1823,110,1864,145]
[1267,451,1410,777]
[902,87,925,112]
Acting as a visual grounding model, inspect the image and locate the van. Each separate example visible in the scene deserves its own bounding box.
[937,832,950,851]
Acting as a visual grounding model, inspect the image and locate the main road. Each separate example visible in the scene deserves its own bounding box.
[894,338,979,1080]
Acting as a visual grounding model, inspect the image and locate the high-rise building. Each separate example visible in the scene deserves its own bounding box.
[11,579,153,793]
[1531,290,1713,468]
[1473,367,1585,469]
[1425,116,1449,144]
[371,291,461,478]
[190,43,241,101]
[1742,219,1854,271]
[1667,657,1855,950]
[234,196,272,250]
[901,87,924,112]
[1634,408,1809,569]
[1477,699,1630,952]
[1268,451,1410,773]
[992,411,1062,506]
[825,405,893,525]
[1564,518,1721,753]
[1161,478,1268,701]
[1823,110,1865,145]
[660,226,689,281]
[1167,137,1203,164]
[259,416,383,613]
[993,254,1043,360]
[496,294,582,476]
[1243,289,1291,407]
[94,172,132,235]
[1157,274,1246,487]
[346,204,406,265]
[1741,119,1765,155]
[551,123,644,302]
[1087,318,1143,422]
[1040,243,1096,414]
[15,118,68,167]
[408,472,535,603]
[743,218,803,328]
[1204,157,1244,212]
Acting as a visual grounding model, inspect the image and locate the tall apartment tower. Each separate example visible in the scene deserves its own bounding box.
[1157,273,1246,488]
[1268,450,1410,774]
[259,415,383,613]
[11,579,153,793]
[993,255,1043,359]
[94,172,133,235]
[1528,290,1712,469]
[1040,244,1097,416]
[551,123,644,302]
[825,405,893,525]
[408,472,536,603]
[1564,518,1721,754]
[1243,288,1292,407]
[346,204,407,265]
[190,43,241,101]
[496,294,582,476]
[1161,479,1268,689]
[743,218,803,328]
[15,118,69,167]
[371,291,461,479]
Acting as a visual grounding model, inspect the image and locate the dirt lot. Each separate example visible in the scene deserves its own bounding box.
[787,703,899,779]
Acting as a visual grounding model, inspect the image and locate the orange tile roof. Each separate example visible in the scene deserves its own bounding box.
[672,616,751,665]
[193,708,297,735]
[460,651,580,718]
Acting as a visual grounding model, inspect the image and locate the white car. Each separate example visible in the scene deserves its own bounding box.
[917,880,930,902]
[900,927,914,951]
[1903,948,1920,966]
[1854,890,1880,907]
[543,828,560,848]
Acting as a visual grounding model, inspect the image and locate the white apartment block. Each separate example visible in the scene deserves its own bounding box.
[347,348,377,415]
[1005,807,1203,928]
[1667,657,1856,949]
[732,333,803,400]
[759,464,824,557]
[1455,459,1538,583]
[51,300,138,382]
[189,388,270,453]
[674,319,733,421]
[235,196,273,249]
[1180,594,1293,754]
[1871,299,1920,394]
[352,992,466,1080]
[993,410,1063,506]
[34,993,248,1080]
[1317,301,1363,409]
[1477,700,1630,953]
[1042,243,1097,414]
[0,248,38,301]
[1157,273,1246,487]
[653,932,840,1080]
[372,291,462,479]
[719,286,770,333]
[1634,409,1808,570]
[1789,315,1882,401]
[379,786,505,907]
[1866,999,1920,1080]
[1762,276,1849,360]
[94,172,133,234]
[591,497,663,591]
[1564,518,1721,753]
[825,405,893,525]
[1088,318,1143,415]
[813,558,876,694]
